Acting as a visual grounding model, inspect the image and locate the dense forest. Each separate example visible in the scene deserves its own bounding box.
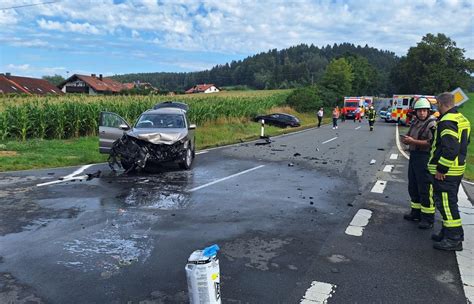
[111,43,399,94]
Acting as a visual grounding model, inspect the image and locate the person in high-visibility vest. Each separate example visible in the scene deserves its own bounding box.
[402,98,437,228]
[367,106,376,131]
[429,92,471,251]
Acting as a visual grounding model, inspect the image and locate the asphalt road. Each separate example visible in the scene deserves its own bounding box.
[0,119,470,303]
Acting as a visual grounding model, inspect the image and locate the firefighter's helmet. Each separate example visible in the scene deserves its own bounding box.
[414,98,431,110]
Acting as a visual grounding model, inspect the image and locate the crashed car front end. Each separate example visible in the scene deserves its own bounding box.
[108,130,189,172]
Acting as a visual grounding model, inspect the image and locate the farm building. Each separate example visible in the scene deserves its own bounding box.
[185,84,220,94]
[59,74,127,95]
[0,73,62,95]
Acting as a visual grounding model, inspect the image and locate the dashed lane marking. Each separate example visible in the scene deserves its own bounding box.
[345,209,373,236]
[355,126,361,130]
[371,180,387,193]
[383,165,394,172]
[457,185,474,303]
[322,137,338,144]
[390,153,398,160]
[300,281,337,304]
[188,165,265,192]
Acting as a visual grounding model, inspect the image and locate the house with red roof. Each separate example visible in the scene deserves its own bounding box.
[58,74,127,95]
[0,73,62,95]
[185,84,220,94]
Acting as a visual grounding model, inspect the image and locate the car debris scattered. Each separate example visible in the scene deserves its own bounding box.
[370,159,376,165]
[293,153,301,157]
[255,136,272,146]
[86,170,101,181]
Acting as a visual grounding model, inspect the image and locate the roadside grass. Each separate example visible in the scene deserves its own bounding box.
[457,93,473,181]
[0,107,325,172]
[0,137,108,172]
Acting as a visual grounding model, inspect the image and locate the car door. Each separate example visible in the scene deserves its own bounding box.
[99,112,131,154]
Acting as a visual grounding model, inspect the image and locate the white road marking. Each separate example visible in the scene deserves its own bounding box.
[390,153,398,160]
[457,185,474,303]
[371,180,387,193]
[383,165,394,172]
[37,165,94,187]
[345,209,373,236]
[188,165,265,192]
[395,124,410,159]
[64,164,93,179]
[463,180,474,186]
[322,137,338,144]
[300,281,337,304]
[196,151,208,155]
[355,126,361,130]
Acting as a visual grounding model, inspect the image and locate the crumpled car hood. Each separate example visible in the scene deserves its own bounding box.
[126,128,187,145]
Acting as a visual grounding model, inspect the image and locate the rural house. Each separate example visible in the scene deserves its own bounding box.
[0,73,62,95]
[185,84,220,94]
[58,74,127,95]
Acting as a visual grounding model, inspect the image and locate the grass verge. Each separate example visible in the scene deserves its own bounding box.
[0,107,326,172]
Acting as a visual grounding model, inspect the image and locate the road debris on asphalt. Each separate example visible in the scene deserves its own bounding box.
[370,159,376,165]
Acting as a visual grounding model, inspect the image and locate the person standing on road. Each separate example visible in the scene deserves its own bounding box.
[367,106,376,131]
[332,106,339,129]
[402,98,437,229]
[317,107,324,128]
[341,107,346,122]
[429,92,470,251]
[354,106,362,123]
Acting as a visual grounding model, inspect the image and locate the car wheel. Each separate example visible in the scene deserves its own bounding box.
[179,146,193,170]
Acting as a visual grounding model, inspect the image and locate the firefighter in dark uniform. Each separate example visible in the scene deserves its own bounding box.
[402,98,437,228]
[429,92,470,251]
[367,105,376,131]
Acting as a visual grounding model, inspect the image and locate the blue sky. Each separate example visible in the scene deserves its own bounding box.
[0,0,472,78]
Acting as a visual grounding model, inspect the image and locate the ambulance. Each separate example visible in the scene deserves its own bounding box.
[390,94,436,125]
[342,96,373,119]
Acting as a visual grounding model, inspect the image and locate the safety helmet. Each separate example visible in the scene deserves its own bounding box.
[369,105,374,110]
[414,98,431,110]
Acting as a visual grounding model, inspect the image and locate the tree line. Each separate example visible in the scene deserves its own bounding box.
[44,33,472,101]
[110,42,399,94]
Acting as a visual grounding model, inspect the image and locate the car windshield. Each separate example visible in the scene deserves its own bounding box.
[135,113,185,129]
[345,102,359,107]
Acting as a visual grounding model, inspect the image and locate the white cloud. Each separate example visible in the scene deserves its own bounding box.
[6,63,30,71]
[4,64,66,76]
[37,19,100,35]
[1,0,472,73]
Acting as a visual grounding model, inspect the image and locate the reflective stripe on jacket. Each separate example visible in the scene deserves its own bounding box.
[428,108,471,176]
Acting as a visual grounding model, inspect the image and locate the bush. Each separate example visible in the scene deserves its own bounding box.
[286,85,339,112]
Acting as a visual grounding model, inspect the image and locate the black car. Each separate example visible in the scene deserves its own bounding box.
[253,113,301,128]
[153,101,189,112]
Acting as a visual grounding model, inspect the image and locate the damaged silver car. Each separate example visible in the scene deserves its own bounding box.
[99,103,196,172]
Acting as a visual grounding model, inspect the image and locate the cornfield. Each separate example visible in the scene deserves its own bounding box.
[0,90,291,140]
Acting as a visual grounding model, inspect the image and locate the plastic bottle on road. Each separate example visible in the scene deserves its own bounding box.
[186,244,221,304]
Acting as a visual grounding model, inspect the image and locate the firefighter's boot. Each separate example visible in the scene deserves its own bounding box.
[433,238,463,251]
[403,209,421,221]
[418,214,434,229]
[431,230,444,242]
[370,126,374,131]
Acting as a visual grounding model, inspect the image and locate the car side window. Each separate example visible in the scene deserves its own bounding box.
[100,112,127,128]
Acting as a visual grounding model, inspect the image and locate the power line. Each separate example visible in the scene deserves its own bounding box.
[0,0,60,10]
